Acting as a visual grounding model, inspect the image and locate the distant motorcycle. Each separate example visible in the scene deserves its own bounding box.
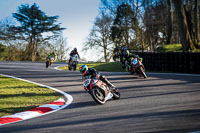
[83,76,120,105]
[68,54,79,71]
[46,57,54,68]
[129,58,147,78]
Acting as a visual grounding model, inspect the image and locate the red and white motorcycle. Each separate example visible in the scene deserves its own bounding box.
[130,58,147,78]
[83,76,120,105]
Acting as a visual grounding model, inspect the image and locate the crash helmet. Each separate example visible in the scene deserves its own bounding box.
[79,64,88,75]
[122,46,128,55]
[74,48,77,52]
[122,46,127,51]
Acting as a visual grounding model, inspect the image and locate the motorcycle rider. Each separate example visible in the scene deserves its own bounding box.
[126,52,141,71]
[68,48,80,64]
[119,46,129,69]
[120,46,143,71]
[47,52,56,60]
[79,64,116,90]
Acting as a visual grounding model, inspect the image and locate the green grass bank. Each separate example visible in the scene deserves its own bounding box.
[0,75,63,117]
[58,61,126,72]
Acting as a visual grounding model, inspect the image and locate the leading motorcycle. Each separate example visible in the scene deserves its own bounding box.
[83,76,120,105]
[46,57,54,68]
[68,54,79,71]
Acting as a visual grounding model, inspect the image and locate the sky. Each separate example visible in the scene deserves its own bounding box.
[0,0,101,61]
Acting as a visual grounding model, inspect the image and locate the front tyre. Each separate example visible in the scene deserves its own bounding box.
[68,66,72,70]
[46,61,49,68]
[68,63,72,70]
[73,62,77,71]
[90,88,106,105]
[112,89,120,99]
[139,66,147,78]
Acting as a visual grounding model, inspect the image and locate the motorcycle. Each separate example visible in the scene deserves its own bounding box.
[83,76,120,105]
[46,57,54,68]
[68,54,79,71]
[129,58,147,78]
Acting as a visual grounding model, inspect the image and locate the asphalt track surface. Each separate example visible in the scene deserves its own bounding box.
[0,62,200,133]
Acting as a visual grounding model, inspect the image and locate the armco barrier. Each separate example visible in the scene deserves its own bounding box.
[134,52,200,74]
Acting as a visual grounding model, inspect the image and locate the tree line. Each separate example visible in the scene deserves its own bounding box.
[0,3,68,61]
[0,1,199,62]
[84,0,200,62]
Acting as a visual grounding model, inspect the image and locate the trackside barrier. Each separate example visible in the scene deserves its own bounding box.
[133,52,200,74]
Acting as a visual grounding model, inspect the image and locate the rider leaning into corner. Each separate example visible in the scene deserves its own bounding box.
[119,46,142,71]
[79,64,117,91]
[68,48,80,64]
[47,52,56,60]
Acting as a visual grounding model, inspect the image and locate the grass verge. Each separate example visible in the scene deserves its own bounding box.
[58,61,126,72]
[157,43,200,52]
[0,75,63,117]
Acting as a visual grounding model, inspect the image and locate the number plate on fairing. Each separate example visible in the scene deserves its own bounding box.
[132,59,138,65]
[84,79,91,87]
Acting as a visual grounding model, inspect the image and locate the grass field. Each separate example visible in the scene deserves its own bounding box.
[58,61,126,72]
[0,75,63,117]
[157,43,200,52]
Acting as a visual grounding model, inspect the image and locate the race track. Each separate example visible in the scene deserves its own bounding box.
[0,62,200,133]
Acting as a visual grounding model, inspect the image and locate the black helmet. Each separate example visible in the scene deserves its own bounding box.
[74,48,77,52]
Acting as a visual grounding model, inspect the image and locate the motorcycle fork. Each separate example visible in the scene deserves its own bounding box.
[102,83,109,96]
[70,60,73,66]
[96,80,109,97]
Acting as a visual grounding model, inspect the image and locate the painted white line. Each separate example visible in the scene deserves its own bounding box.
[39,104,62,110]
[2,111,41,119]
[54,65,67,71]
[53,98,65,102]
[0,74,73,126]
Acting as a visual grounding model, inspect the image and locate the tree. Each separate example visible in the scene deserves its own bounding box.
[85,13,113,62]
[111,3,136,49]
[53,34,69,61]
[173,0,196,51]
[167,0,173,44]
[194,0,199,43]
[10,3,65,61]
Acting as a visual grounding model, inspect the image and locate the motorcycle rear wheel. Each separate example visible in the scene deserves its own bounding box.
[90,88,106,105]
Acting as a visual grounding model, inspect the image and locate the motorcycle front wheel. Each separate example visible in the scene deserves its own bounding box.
[68,66,72,70]
[90,88,106,105]
[138,66,147,78]
[46,61,49,68]
[73,63,77,71]
[68,63,72,70]
[112,89,120,100]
